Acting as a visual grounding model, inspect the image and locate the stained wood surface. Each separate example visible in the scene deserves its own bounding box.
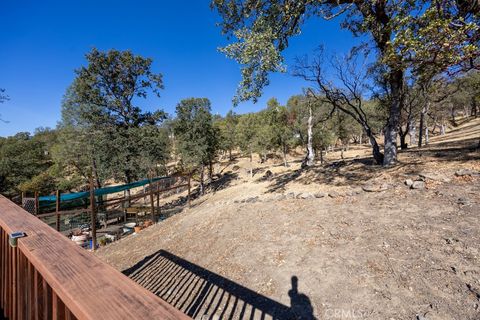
[0,195,189,320]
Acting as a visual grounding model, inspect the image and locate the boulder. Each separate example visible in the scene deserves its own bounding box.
[263,170,273,180]
[405,179,414,187]
[286,192,296,199]
[411,181,426,190]
[297,193,314,199]
[245,196,259,203]
[314,192,328,198]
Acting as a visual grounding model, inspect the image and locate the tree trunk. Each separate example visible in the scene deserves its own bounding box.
[409,118,416,146]
[440,122,446,135]
[282,144,288,167]
[304,104,315,167]
[365,129,384,165]
[250,151,253,178]
[383,70,404,166]
[425,125,429,145]
[418,101,429,147]
[208,160,213,181]
[229,149,233,161]
[471,96,477,118]
[451,106,457,126]
[400,133,408,150]
[91,158,102,189]
[319,149,324,164]
[399,122,409,150]
[200,164,205,195]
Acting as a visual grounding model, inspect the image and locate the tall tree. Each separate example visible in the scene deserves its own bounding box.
[215,110,238,161]
[173,98,219,194]
[236,113,258,178]
[212,0,479,166]
[294,51,386,164]
[264,98,293,167]
[0,130,56,197]
[71,49,168,183]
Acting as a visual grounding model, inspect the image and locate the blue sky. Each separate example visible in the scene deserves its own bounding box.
[0,0,359,137]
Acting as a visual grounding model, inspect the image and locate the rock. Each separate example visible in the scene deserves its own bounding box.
[275,194,286,201]
[419,172,451,183]
[457,197,470,205]
[298,193,314,199]
[345,190,355,196]
[405,179,414,187]
[328,191,341,198]
[444,237,459,244]
[232,165,240,171]
[411,181,426,190]
[362,184,389,192]
[245,196,259,203]
[455,169,478,176]
[286,192,296,199]
[381,183,393,190]
[263,170,273,180]
[314,192,328,198]
[416,314,428,320]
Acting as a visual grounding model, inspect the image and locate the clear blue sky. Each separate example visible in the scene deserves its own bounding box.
[0,0,359,137]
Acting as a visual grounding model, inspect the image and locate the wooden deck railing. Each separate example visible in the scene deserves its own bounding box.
[0,195,189,320]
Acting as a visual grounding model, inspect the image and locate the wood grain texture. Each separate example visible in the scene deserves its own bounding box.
[0,195,190,320]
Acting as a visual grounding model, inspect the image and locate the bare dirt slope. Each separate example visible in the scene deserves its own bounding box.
[96,118,480,320]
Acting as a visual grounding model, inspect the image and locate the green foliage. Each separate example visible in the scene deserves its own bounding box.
[18,171,57,195]
[214,110,238,159]
[73,48,165,128]
[213,1,479,103]
[235,113,258,158]
[63,48,170,184]
[173,98,219,172]
[0,130,57,196]
[312,126,334,152]
[96,126,171,183]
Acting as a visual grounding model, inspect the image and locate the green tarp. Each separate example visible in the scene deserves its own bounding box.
[38,177,165,208]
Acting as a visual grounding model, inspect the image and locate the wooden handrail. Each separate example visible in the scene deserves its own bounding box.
[0,195,189,320]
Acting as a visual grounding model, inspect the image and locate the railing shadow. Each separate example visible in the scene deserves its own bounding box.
[123,250,315,320]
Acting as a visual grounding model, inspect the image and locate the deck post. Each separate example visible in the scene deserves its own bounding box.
[156,184,161,216]
[89,177,97,251]
[34,191,39,215]
[55,190,61,232]
[187,174,191,208]
[149,180,155,224]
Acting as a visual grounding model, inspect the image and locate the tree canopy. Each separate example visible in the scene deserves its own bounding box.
[212,0,479,165]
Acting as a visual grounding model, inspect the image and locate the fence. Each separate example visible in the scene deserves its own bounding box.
[23,175,191,250]
[0,194,189,320]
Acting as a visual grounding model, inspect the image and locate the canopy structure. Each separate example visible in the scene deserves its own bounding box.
[38,177,165,208]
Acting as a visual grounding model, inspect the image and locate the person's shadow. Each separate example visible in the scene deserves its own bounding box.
[288,276,316,320]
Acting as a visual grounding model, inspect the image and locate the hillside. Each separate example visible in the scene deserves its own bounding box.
[96,119,480,320]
